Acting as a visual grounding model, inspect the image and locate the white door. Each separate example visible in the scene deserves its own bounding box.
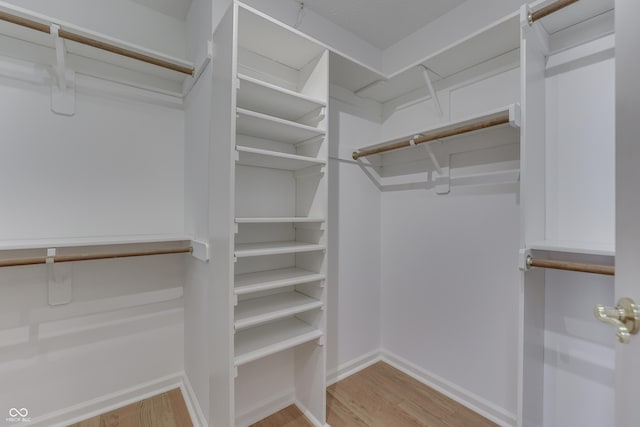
[613,0,640,425]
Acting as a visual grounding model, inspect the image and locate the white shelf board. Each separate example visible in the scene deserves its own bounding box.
[236,146,326,171]
[235,241,325,258]
[0,2,194,94]
[235,291,322,330]
[0,234,191,251]
[236,108,325,144]
[235,217,325,224]
[533,0,613,35]
[356,104,520,156]
[237,4,326,71]
[235,267,325,295]
[331,13,520,103]
[237,74,326,121]
[528,240,615,257]
[234,317,322,366]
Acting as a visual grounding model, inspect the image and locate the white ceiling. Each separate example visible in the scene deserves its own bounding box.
[131,0,192,20]
[298,0,466,49]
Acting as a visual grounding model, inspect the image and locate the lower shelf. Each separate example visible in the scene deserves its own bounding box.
[234,317,322,367]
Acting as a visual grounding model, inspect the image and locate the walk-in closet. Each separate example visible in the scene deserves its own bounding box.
[1,0,636,426]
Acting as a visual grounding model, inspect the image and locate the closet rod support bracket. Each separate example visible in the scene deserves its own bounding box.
[50,24,76,116]
[519,249,532,271]
[46,247,73,306]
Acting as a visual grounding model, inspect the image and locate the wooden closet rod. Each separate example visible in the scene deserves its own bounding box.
[528,0,580,24]
[0,247,192,268]
[352,113,510,160]
[0,10,194,75]
[526,256,614,276]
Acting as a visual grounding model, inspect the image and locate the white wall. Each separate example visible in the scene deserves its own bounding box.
[327,94,382,379]
[0,71,185,240]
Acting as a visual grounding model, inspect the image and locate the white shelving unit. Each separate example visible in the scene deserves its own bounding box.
[520,1,616,426]
[211,2,329,425]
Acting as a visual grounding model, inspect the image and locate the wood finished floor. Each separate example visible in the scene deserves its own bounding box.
[68,388,192,427]
[252,361,498,427]
[68,362,497,427]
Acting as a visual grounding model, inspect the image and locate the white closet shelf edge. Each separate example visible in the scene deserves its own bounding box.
[234,317,323,367]
[0,234,193,250]
[528,240,615,257]
[356,103,520,154]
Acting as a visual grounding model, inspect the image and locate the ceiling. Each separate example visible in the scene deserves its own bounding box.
[131,0,192,20]
[297,0,466,49]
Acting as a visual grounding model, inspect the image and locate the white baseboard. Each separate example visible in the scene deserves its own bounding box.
[235,389,295,427]
[31,372,186,427]
[380,350,517,427]
[181,373,208,427]
[295,400,330,427]
[326,350,382,386]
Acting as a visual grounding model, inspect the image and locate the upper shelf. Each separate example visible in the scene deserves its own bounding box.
[236,108,326,144]
[0,234,192,251]
[237,74,326,122]
[354,104,520,160]
[0,2,196,96]
[237,3,326,72]
[528,240,615,257]
[329,13,520,104]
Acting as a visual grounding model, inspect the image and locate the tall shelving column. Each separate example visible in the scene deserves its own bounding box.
[211,2,329,425]
[519,1,615,426]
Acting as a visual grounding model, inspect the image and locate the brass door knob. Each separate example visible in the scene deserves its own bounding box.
[594,297,640,344]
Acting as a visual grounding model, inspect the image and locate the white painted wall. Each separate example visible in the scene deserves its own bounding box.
[327,94,382,379]
[0,71,185,240]
[2,0,187,60]
[545,56,615,246]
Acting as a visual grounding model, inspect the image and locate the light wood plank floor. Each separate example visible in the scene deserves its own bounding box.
[252,361,498,427]
[68,388,192,427]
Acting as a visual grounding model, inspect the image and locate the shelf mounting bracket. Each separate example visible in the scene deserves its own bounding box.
[50,24,76,116]
[417,64,443,117]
